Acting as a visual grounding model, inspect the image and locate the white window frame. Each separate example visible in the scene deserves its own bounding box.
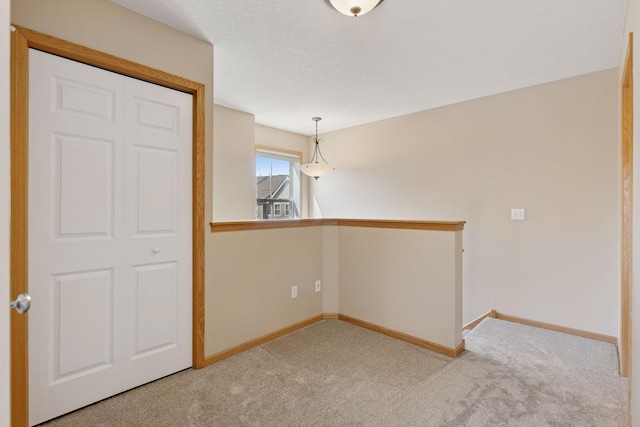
[256,145,302,220]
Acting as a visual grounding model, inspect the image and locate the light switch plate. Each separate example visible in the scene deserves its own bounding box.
[511,208,525,220]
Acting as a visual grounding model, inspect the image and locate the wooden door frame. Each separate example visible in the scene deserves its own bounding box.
[10,26,206,426]
[621,32,633,381]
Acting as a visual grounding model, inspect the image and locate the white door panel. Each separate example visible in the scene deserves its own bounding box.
[29,49,124,426]
[134,147,178,234]
[55,133,115,238]
[131,262,178,356]
[32,267,120,421]
[53,76,116,122]
[53,269,115,379]
[29,49,192,425]
[122,77,192,391]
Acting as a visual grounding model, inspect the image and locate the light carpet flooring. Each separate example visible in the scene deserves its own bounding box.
[41,318,628,426]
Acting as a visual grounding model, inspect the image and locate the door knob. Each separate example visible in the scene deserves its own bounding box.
[10,293,31,314]
[152,247,160,254]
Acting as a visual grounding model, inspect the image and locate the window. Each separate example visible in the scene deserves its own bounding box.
[256,146,302,220]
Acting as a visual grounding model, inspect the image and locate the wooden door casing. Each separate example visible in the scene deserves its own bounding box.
[10,26,206,427]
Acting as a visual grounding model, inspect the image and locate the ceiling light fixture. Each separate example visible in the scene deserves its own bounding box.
[301,117,335,180]
[324,0,384,17]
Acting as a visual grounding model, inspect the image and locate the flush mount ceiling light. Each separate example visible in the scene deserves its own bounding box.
[301,117,335,180]
[324,0,384,17]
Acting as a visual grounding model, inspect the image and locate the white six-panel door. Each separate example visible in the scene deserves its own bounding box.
[28,49,192,426]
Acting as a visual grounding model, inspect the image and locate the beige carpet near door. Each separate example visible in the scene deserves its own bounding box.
[41,318,628,426]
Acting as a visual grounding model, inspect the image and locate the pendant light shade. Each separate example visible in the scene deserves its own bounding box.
[301,117,335,180]
[302,163,334,179]
[324,0,384,17]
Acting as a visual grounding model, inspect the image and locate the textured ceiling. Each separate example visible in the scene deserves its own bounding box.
[111,0,628,135]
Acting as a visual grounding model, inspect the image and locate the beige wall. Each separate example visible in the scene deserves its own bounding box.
[206,228,324,355]
[322,226,340,313]
[1,1,10,423]
[338,228,462,349]
[621,1,638,424]
[207,113,318,354]
[312,70,620,337]
[213,105,256,221]
[212,111,311,221]
[205,224,462,355]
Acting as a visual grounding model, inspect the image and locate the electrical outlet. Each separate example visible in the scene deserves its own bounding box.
[511,208,526,220]
[315,280,321,293]
[291,285,298,299]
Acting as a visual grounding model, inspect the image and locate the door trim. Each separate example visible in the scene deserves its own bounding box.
[10,25,206,426]
[621,32,633,381]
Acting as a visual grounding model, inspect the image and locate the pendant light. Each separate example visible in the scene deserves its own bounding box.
[301,117,335,180]
[324,0,384,17]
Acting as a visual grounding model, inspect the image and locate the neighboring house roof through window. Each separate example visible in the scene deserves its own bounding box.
[257,175,289,199]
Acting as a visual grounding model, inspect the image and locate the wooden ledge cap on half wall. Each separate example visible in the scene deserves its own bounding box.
[210,219,466,233]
